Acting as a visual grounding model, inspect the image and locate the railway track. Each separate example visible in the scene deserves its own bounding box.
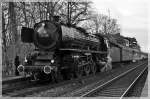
[3,70,103,97]
[61,61,147,97]
[2,76,32,93]
[2,60,147,97]
[82,64,147,97]
[2,79,48,95]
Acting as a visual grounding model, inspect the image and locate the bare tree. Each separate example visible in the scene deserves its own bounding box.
[2,2,18,76]
[57,1,91,25]
[8,2,18,43]
[84,13,120,34]
[21,2,29,27]
[2,8,7,75]
[2,11,6,50]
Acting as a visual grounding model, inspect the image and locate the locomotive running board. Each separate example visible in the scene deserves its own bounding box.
[59,48,107,54]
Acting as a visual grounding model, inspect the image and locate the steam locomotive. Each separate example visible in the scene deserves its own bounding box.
[17,17,147,81]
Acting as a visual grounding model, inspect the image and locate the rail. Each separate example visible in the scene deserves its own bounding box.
[81,62,147,97]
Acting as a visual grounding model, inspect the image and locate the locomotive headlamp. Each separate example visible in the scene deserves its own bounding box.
[51,59,54,63]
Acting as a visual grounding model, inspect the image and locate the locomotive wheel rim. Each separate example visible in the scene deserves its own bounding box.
[84,64,90,76]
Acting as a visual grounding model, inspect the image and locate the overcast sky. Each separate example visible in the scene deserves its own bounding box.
[92,0,149,52]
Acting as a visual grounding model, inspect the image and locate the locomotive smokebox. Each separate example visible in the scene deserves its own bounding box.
[34,21,60,50]
[21,20,60,50]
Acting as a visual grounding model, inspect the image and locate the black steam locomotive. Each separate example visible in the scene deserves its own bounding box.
[17,17,146,81]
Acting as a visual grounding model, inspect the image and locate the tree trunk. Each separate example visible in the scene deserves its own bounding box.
[2,10,7,76]
[9,2,18,43]
[67,2,71,24]
[9,2,18,75]
[2,11,6,50]
[38,3,42,21]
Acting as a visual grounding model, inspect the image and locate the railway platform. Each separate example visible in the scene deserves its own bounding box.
[2,75,30,85]
[3,76,24,82]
